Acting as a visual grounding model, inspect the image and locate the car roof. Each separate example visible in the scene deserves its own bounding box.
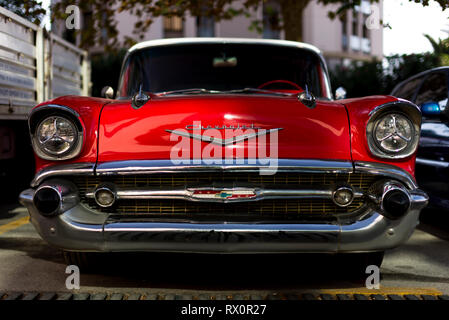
[391,66,449,95]
[128,37,322,56]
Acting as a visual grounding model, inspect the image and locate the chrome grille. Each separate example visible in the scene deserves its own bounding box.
[74,172,376,190]
[72,172,378,218]
[111,199,362,215]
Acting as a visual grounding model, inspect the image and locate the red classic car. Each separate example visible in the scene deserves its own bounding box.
[20,38,428,269]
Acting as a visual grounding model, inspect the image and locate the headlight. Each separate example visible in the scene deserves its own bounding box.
[374,113,414,153]
[32,115,83,160]
[366,101,421,159]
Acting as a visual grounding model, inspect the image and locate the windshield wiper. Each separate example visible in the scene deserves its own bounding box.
[157,87,295,97]
[157,88,222,96]
[224,88,294,96]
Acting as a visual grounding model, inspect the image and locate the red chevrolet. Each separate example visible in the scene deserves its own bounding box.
[20,38,428,268]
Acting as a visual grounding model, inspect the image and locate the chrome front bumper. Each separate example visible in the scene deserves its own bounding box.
[19,160,428,253]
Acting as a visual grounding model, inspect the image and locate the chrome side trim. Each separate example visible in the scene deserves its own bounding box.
[416,157,449,168]
[95,159,354,175]
[31,163,95,187]
[85,185,364,203]
[354,161,418,190]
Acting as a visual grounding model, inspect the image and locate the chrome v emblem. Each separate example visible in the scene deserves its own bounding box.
[165,128,283,146]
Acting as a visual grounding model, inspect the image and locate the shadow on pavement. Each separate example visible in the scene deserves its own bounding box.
[418,208,449,241]
[74,252,369,290]
[0,234,368,291]
[0,204,377,291]
[0,202,27,220]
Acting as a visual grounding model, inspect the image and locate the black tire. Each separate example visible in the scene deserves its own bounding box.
[62,251,100,272]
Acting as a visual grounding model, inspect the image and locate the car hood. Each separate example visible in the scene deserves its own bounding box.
[97,94,351,163]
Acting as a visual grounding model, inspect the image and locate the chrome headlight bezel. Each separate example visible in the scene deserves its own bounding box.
[366,101,421,159]
[29,105,84,161]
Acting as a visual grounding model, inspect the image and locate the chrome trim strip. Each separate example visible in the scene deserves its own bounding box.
[95,159,354,175]
[354,161,418,189]
[31,160,419,192]
[128,38,322,55]
[103,222,340,233]
[18,188,34,205]
[410,189,429,210]
[85,186,364,203]
[31,163,95,187]
[28,104,82,124]
[368,99,421,117]
[416,157,449,168]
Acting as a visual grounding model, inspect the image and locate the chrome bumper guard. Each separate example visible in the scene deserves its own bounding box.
[20,160,428,253]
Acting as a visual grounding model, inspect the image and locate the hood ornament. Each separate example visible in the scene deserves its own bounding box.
[132,84,150,109]
[298,85,316,109]
[166,127,282,146]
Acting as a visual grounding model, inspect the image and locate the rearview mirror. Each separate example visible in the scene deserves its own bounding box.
[421,102,440,116]
[101,86,114,99]
[335,87,347,100]
[213,56,237,68]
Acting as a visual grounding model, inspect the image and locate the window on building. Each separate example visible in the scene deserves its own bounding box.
[352,11,358,36]
[197,15,215,37]
[100,12,108,43]
[361,13,371,54]
[263,1,281,39]
[350,11,360,52]
[361,0,371,14]
[362,14,369,39]
[164,16,184,38]
[341,13,348,51]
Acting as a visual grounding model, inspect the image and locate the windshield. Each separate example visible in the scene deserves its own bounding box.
[118,43,331,99]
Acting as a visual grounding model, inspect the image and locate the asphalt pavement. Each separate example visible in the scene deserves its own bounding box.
[0,203,448,298]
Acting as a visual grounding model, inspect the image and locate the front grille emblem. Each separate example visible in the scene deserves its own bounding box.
[190,188,257,202]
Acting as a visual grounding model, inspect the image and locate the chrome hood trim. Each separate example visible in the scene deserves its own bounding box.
[354,161,417,189]
[95,159,353,175]
[31,160,418,192]
[31,163,95,187]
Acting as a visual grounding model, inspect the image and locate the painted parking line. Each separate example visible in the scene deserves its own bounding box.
[0,216,30,236]
[321,287,442,296]
[1,291,448,301]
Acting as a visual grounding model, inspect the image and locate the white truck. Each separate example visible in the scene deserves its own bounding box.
[0,6,90,201]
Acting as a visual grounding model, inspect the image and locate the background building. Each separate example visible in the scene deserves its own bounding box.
[52,0,383,69]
